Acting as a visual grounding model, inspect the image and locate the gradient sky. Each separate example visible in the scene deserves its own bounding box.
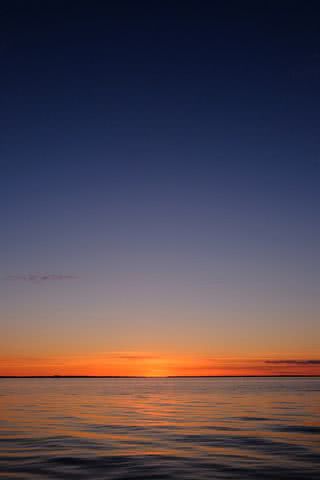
[1,1,320,376]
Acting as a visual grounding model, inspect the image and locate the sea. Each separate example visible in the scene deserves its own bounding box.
[0,377,319,479]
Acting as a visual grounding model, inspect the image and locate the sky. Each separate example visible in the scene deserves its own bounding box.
[1,1,320,376]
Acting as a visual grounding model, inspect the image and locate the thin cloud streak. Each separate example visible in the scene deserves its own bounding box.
[265,360,320,365]
[6,274,78,282]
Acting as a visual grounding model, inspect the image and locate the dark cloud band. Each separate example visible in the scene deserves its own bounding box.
[265,360,320,365]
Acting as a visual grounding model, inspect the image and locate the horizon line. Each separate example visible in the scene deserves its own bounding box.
[1,375,320,379]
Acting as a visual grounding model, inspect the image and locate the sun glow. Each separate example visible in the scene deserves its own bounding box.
[1,351,319,377]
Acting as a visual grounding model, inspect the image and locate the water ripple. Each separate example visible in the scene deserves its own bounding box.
[0,378,320,479]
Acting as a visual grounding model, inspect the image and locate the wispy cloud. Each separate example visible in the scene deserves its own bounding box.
[115,353,160,361]
[6,274,78,283]
[265,360,320,365]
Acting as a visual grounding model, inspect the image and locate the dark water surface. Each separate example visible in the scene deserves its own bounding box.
[0,378,319,479]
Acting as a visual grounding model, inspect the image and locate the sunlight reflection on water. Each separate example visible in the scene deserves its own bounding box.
[0,378,320,479]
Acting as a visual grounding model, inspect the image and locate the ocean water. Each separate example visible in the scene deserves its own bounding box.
[0,378,319,479]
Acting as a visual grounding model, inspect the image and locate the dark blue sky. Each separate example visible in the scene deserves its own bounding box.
[1,1,319,363]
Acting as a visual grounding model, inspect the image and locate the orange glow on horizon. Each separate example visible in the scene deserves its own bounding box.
[0,352,319,377]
